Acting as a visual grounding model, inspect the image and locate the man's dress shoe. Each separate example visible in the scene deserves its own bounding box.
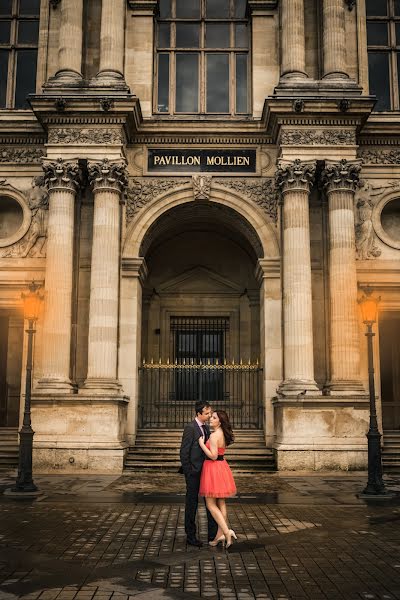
[187,537,202,547]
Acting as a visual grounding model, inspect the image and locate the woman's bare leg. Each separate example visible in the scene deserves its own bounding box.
[205,497,229,538]
[217,499,228,528]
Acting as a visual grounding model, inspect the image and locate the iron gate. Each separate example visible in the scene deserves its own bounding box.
[138,360,263,429]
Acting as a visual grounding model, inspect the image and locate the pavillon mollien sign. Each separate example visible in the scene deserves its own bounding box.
[148,149,257,173]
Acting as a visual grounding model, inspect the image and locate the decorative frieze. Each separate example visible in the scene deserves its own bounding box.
[275,160,316,195]
[88,159,128,194]
[358,148,400,165]
[321,159,361,194]
[0,147,45,164]
[43,158,80,192]
[214,178,278,223]
[126,178,190,222]
[48,128,123,145]
[281,129,356,146]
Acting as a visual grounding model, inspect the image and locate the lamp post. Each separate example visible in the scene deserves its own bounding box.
[358,287,389,497]
[6,281,43,497]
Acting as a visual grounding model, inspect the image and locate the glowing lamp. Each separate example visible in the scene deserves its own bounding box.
[22,281,42,322]
[359,287,380,325]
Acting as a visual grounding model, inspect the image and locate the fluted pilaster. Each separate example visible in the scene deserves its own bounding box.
[84,159,128,393]
[322,160,364,394]
[281,0,308,80]
[97,0,126,84]
[37,158,80,392]
[56,0,84,81]
[276,160,319,395]
[323,0,349,79]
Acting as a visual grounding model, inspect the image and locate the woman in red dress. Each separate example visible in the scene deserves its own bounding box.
[198,410,237,549]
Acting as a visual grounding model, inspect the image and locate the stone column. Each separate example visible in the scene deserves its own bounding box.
[37,159,80,392]
[321,160,365,394]
[323,0,349,79]
[276,160,319,395]
[56,0,84,81]
[280,0,308,80]
[97,0,126,84]
[84,159,127,393]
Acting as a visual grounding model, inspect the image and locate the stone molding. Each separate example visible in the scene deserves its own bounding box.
[127,0,158,13]
[214,177,278,223]
[192,175,212,201]
[358,148,400,165]
[126,177,190,222]
[281,129,356,146]
[88,159,128,194]
[48,128,124,145]
[0,147,45,164]
[43,158,80,193]
[255,258,281,284]
[122,257,149,283]
[275,159,316,195]
[321,159,362,195]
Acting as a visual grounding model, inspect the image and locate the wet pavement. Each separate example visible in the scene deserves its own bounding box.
[0,471,399,600]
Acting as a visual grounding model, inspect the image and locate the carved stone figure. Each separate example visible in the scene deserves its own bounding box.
[354,183,381,260]
[192,175,212,200]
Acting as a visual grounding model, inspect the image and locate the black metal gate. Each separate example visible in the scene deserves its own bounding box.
[138,360,263,429]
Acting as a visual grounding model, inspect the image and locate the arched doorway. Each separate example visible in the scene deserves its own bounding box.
[139,201,263,429]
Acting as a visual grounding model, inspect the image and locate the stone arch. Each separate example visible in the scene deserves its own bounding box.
[122,181,280,260]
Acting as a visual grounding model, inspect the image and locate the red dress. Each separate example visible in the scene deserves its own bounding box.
[199,440,237,498]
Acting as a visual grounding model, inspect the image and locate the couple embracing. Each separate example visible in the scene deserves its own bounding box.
[179,401,237,549]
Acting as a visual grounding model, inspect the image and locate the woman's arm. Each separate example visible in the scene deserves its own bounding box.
[198,433,219,460]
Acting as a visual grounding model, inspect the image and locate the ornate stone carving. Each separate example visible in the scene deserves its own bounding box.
[54,97,66,112]
[292,99,305,114]
[88,159,128,194]
[355,198,382,260]
[321,159,361,194]
[100,98,113,112]
[345,0,356,10]
[192,175,212,200]
[48,128,123,145]
[358,148,400,165]
[0,147,45,164]
[126,178,190,222]
[214,178,278,223]
[338,99,351,113]
[50,0,61,7]
[43,158,80,192]
[281,129,356,146]
[0,178,49,258]
[275,160,316,195]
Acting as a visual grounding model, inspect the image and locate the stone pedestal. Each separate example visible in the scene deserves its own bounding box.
[322,160,365,394]
[276,160,320,395]
[83,159,127,393]
[36,159,79,393]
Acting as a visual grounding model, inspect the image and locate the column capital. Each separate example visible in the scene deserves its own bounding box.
[42,158,80,193]
[276,159,316,195]
[88,159,128,195]
[321,159,362,195]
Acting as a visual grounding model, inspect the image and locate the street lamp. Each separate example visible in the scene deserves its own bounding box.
[6,281,43,497]
[358,286,389,497]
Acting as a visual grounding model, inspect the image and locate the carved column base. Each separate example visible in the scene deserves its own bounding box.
[82,378,122,394]
[278,379,321,397]
[46,70,84,87]
[35,378,76,394]
[325,380,366,396]
[91,71,129,90]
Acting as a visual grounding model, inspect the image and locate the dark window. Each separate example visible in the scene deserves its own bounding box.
[0,0,39,109]
[367,0,400,111]
[156,0,250,115]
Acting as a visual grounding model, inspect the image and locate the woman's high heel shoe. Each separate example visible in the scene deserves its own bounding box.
[225,529,237,550]
[230,529,237,540]
[209,534,225,547]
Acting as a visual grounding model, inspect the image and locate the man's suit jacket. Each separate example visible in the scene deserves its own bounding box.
[179,420,210,475]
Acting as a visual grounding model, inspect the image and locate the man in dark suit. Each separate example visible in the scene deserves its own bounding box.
[179,400,218,546]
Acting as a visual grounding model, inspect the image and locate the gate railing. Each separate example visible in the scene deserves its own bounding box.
[138,360,263,429]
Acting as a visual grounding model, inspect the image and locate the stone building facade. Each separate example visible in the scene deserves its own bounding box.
[0,0,399,473]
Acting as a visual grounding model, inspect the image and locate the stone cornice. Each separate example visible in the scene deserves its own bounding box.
[321,159,362,194]
[127,0,158,14]
[121,257,148,282]
[88,159,128,194]
[247,0,279,13]
[275,159,316,195]
[43,158,80,192]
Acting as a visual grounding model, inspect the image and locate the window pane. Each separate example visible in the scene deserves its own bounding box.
[176,0,200,18]
[235,23,248,47]
[18,21,39,44]
[176,53,198,112]
[0,50,8,107]
[158,23,170,47]
[396,0,400,16]
[14,49,37,108]
[157,54,169,112]
[207,53,229,112]
[367,23,388,46]
[0,20,11,44]
[159,0,171,18]
[19,0,40,15]
[365,0,387,16]
[176,23,199,47]
[206,0,229,18]
[0,0,12,17]
[368,52,390,111]
[236,54,247,113]
[235,0,247,18]
[206,23,230,47]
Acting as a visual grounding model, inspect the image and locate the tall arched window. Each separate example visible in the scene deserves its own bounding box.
[155,0,249,115]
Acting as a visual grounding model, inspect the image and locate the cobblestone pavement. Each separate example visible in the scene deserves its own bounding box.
[0,471,399,600]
